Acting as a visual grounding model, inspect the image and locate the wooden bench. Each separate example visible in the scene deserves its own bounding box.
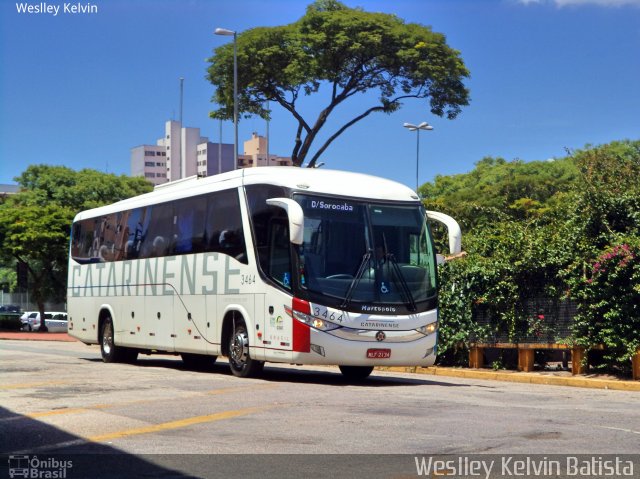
[468,343,628,376]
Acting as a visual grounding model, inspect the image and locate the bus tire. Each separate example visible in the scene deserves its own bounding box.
[228,322,264,378]
[100,316,138,363]
[339,365,374,381]
[181,353,217,370]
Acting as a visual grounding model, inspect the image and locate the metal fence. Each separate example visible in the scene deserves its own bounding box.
[0,292,66,313]
[471,297,577,344]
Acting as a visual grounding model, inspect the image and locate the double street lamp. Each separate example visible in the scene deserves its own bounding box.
[214,27,238,170]
[403,121,433,193]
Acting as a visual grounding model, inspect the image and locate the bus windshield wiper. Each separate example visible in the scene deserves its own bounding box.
[340,250,372,310]
[386,253,417,312]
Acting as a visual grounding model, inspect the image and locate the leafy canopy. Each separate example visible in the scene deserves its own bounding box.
[207,0,470,167]
[422,156,579,230]
[0,166,152,328]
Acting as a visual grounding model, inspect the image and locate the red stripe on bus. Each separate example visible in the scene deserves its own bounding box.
[292,317,310,353]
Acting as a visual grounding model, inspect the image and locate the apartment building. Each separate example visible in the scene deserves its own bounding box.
[239,132,293,168]
[130,144,168,185]
[131,123,291,185]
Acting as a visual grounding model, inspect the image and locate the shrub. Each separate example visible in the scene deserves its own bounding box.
[571,240,640,374]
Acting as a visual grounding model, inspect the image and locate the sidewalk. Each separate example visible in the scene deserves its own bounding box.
[377,365,640,392]
[1,331,638,391]
[0,331,77,342]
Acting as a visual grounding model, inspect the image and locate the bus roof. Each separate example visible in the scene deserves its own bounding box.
[73,167,420,221]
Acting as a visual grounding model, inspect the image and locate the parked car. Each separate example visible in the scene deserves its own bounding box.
[20,311,37,322]
[21,312,68,332]
[0,304,21,313]
[20,312,40,330]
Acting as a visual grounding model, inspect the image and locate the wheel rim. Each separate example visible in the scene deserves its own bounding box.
[229,328,248,368]
[102,321,113,355]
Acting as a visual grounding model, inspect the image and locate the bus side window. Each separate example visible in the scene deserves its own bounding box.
[124,207,149,260]
[173,196,207,254]
[112,211,127,261]
[142,204,174,258]
[245,184,288,274]
[204,189,248,264]
[71,220,93,261]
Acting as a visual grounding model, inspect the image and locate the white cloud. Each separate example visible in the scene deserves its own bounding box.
[516,0,640,6]
[557,0,640,5]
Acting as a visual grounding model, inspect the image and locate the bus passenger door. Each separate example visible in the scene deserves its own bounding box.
[263,219,294,361]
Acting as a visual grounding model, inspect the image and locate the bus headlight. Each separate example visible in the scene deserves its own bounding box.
[417,322,438,335]
[293,313,340,331]
[310,317,341,331]
[286,300,342,332]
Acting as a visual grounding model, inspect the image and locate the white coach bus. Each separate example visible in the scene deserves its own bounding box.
[67,167,461,380]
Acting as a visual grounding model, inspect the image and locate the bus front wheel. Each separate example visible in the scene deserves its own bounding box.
[339,365,374,381]
[228,322,264,378]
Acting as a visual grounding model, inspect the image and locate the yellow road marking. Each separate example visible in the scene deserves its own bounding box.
[0,380,68,389]
[27,408,92,418]
[89,405,269,442]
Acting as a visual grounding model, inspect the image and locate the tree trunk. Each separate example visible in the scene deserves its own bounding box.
[36,300,48,332]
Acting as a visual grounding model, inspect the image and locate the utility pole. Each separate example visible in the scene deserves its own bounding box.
[179,77,184,125]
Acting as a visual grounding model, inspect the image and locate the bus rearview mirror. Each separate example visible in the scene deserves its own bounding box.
[266,198,304,245]
[426,210,462,255]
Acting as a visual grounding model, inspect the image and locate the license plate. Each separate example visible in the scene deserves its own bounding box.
[367,348,391,359]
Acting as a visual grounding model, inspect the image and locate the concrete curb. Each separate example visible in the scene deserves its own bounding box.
[376,366,640,392]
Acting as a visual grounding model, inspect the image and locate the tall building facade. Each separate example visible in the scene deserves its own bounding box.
[131,123,291,185]
[197,142,235,177]
[239,132,293,168]
[130,144,168,185]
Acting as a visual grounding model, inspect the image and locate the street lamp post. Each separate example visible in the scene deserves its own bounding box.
[266,100,270,166]
[214,27,238,170]
[403,122,433,193]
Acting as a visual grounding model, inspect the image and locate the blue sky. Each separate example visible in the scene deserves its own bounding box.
[1,0,639,190]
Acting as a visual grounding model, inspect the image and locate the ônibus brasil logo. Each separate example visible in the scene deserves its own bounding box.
[8,455,73,478]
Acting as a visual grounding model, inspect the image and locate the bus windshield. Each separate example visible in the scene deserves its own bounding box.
[294,195,437,311]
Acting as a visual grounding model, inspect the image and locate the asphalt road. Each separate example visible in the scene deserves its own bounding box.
[1,340,639,478]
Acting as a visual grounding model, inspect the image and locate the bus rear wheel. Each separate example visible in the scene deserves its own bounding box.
[228,322,264,378]
[339,365,374,381]
[100,316,137,363]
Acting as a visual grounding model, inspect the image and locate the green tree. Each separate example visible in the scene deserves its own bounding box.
[207,0,470,167]
[0,264,17,293]
[16,165,152,211]
[422,156,579,230]
[0,166,152,331]
[0,204,72,329]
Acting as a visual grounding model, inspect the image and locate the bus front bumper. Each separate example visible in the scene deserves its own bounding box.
[290,327,438,367]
